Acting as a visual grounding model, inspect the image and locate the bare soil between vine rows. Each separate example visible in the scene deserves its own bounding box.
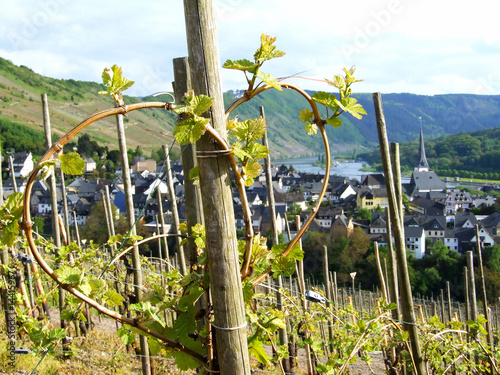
[2,308,388,374]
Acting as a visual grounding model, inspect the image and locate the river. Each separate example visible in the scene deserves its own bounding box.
[274,156,376,181]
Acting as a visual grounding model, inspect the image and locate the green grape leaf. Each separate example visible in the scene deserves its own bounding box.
[244,142,269,160]
[326,75,346,90]
[89,278,106,293]
[232,141,252,161]
[61,309,76,321]
[287,242,304,261]
[299,108,314,123]
[231,118,267,143]
[172,350,202,371]
[173,305,197,339]
[117,327,135,345]
[188,166,199,185]
[254,34,286,62]
[255,70,282,91]
[148,337,162,355]
[242,160,262,186]
[223,59,259,74]
[49,328,68,340]
[326,117,343,128]
[78,281,92,296]
[60,152,85,175]
[312,91,339,111]
[0,192,24,221]
[191,95,213,116]
[56,265,84,286]
[174,117,209,145]
[243,159,262,178]
[103,289,125,307]
[242,281,255,305]
[0,192,24,246]
[248,337,270,365]
[305,122,318,135]
[271,255,296,278]
[178,285,204,313]
[337,97,367,119]
[98,64,134,105]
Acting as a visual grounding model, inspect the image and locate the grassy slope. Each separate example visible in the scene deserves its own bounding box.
[2,57,500,159]
[0,57,178,156]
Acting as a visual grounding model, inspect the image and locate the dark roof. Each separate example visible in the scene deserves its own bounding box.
[404,226,424,237]
[274,191,305,204]
[409,171,446,194]
[455,212,478,228]
[482,212,500,228]
[361,174,385,187]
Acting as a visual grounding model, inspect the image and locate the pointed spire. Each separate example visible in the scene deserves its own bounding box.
[415,121,430,172]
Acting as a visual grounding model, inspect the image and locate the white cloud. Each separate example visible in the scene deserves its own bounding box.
[0,0,499,96]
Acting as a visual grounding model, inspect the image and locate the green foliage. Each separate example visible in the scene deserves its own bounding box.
[59,152,85,175]
[228,117,269,186]
[0,192,24,246]
[0,119,47,156]
[224,33,285,91]
[98,64,134,106]
[172,90,213,145]
[299,67,366,134]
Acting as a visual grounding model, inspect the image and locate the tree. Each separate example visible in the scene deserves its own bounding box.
[355,208,372,223]
[81,201,128,245]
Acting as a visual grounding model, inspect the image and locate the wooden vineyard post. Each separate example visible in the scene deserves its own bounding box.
[42,93,69,348]
[162,145,186,274]
[156,189,170,270]
[60,170,71,244]
[115,106,151,375]
[322,245,334,355]
[474,224,494,359]
[385,207,400,321]
[172,56,205,264]
[296,215,314,375]
[183,1,250,373]
[262,111,292,373]
[446,281,452,323]
[373,92,425,375]
[466,251,478,324]
[8,154,17,193]
[464,266,470,331]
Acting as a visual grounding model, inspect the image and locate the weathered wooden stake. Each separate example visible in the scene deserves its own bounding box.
[262,118,292,373]
[162,145,186,275]
[183,1,250,372]
[115,105,150,375]
[41,93,68,351]
[373,92,424,375]
[172,56,205,265]
[474,224,494,359]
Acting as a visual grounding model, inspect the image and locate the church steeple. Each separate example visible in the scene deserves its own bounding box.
[415,121,430,172]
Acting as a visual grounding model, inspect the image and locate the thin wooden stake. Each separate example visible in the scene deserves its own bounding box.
[115,105,150,375]
[373,92,424,375]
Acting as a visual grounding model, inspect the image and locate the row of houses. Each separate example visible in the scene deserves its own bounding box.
[3,133,500,260]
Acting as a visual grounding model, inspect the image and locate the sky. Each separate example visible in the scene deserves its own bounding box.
[1,0,500,97]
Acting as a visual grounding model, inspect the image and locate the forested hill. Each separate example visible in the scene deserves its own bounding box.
[357,126,500,180]
[1,56,500,159]
[224,90,500,157]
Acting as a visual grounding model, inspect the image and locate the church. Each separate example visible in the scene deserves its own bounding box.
[406,125,446,199]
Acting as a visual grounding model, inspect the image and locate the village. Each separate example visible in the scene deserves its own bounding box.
[3,125,500,261]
